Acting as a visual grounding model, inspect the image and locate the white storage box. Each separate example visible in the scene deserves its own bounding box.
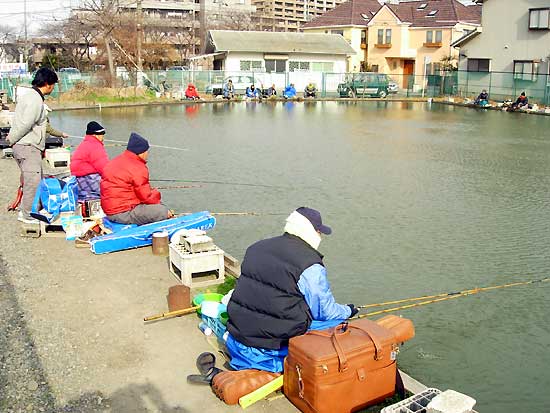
[169,243,225,288]
[381,388,441,413]
[45,148,71,168]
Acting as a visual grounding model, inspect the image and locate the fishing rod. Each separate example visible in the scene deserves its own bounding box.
[356,277,550,318]
[177,211,286,217]
[156,185,201,190]
[144,305,200,322]
[66,135,189,152]
[151,178,290,190]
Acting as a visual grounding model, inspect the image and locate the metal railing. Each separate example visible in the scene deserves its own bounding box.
[1,70,548,104]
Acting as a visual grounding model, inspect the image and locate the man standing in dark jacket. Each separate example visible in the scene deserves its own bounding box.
[100,132,173,225]
[226,207,356,372]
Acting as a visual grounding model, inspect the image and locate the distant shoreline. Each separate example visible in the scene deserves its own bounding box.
[43,97,550,117]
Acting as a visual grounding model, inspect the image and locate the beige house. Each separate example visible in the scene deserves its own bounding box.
[302,0,382,72]
[367,2,480,87]
[303,0,481,78]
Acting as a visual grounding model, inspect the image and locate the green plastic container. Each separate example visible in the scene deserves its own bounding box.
[193,293,224,315]
[220,311,229,326]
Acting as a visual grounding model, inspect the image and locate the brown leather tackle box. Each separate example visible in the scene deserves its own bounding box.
[284,316,415,413]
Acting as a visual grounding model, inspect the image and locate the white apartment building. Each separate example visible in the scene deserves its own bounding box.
[253,0,347,32]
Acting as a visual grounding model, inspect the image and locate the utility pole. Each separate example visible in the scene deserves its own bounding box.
[199,0,206,54]
[23,0,28,67]
[136,0,143,71]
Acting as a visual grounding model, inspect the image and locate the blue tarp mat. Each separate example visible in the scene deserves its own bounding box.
[90,211,216,254]
[102,218,137,233]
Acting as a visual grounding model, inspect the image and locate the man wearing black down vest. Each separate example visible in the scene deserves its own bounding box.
[226,207,357,373]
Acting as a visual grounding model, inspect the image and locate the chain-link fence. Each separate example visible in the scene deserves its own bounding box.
[1,69,549,104]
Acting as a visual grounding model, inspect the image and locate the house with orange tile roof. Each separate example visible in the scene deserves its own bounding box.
[303,0,481,82]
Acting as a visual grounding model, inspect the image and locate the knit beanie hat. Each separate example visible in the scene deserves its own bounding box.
[86,121,105,135]
[127,132,150,155]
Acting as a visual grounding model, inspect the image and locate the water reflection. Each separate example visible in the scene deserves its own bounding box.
[184,104,199,117]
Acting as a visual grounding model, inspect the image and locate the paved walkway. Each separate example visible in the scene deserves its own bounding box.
[0,157,297,413]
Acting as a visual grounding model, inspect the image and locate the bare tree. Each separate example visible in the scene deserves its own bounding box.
[440,55,458,72]
[78,0,125,86]
[0,25,22,63]
[40,16,98,70]
[207,8,258,32]
[171,28,197,64]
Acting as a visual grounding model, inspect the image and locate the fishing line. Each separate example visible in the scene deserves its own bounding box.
[356,277,550,318]
[151,178,291,190]
[157,185,202,190]
[66,135,189,152]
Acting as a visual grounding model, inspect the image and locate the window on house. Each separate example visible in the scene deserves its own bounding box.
[426,31,433,43]
[377,28,391,44]
[435,30,442,43]
[332,30,344,36]
[371,65,379,72]
[529,8,550,29]
[361,30,367,44]
[427,10,438,16]
[265,59,286,73]
[467,58,490,72]
[377,29,384,44]
[240,60,263,71]
[288,61,310,71]
[311,62,334,72]
[514,60,540,81]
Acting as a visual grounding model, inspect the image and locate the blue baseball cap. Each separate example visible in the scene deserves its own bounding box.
[296,207,332,235]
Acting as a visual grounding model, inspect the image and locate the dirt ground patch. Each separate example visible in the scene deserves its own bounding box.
[0,157,297,413]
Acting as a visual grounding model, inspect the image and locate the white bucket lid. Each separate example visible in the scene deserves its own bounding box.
[201,301,226,318]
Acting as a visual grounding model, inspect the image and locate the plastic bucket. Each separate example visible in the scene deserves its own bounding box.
[192,293,224,315]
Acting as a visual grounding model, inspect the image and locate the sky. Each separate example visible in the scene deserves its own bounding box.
[2,0,476,37]
[0,0,76,36]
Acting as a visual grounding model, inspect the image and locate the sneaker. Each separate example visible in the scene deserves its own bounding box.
[18,212,39,224]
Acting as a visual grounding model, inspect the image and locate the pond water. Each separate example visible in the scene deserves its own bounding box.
[51,101,550,412]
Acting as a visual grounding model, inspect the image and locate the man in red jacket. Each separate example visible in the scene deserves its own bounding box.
[70,121,109,201]
[100,132,173,225]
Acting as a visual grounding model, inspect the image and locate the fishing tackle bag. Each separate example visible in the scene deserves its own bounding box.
[284,316,414,413]
[31,176,78,223]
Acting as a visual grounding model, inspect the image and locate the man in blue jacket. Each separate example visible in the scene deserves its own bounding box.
[226,207,357,373]
[222,79,234,99]
[283,83,296,99]
[245,84,260,99]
